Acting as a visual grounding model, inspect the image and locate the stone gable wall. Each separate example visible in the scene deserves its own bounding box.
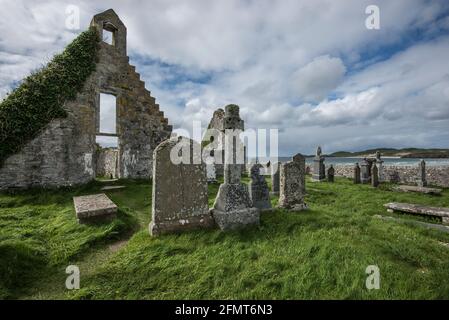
[0,10,171,190]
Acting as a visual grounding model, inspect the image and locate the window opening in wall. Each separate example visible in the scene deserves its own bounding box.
[103,29,113,45]
[99,93,117,134]
[103,22,117,46]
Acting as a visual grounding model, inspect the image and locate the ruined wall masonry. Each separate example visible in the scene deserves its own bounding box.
[203,107,248,178]
[0,10,172,190]
[96,148,119,178]
[204,109,225,177]
[309,165,449,188]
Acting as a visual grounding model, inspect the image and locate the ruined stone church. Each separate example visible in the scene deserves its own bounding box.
[0,9,172,190]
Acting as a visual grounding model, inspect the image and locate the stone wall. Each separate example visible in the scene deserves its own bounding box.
[308,164,449,188]
[96,148,118,179]
[0,10,171,190]
[204,109,225,177]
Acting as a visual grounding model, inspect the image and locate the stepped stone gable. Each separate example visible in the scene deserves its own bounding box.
[0,9,171,190]
[279,153,307,211]
[149,137,214,236]
[249,163,272,210]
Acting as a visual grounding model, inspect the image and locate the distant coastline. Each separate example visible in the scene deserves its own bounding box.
[324,148,449,159]
[251,157,449,167]
[251,148,449,166]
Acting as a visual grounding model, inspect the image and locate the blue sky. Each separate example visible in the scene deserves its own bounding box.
[1,0,448,155]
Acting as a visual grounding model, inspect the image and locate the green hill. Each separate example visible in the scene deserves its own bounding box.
[327,148,449,158]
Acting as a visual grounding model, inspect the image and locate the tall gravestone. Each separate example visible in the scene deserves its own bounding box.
[271,162,280,195]
[312,146,326,182]
[367,158,375,177]
[417,159,427,187]
[212,105,259,231]
[371,164,379,187]
[354,163,361,184]
[279,153,307,211]
[360,158,371,184]
[206,164,216,183]
[305,166,311,175]
[249,163,272,210]
[375,151,384,182]
[149,137,214,236]
[327,165,335,183]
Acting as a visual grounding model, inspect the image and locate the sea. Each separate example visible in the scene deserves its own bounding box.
[250,157,449,167]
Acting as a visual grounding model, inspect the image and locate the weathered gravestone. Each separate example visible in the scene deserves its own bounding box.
[354,163,361,184]
[206,163,217,183]
[375,151,384,182]
[149,137,214,236]
[327,165,335,183]
[271,162,280,195]
[249,163,272,210]
[417,159,427,187]
[360,158,371,184]
[312,146,326,182]
[212,105,259,231]
[279,153,307,211]
[372,163,379,187]
[305,166,311,175]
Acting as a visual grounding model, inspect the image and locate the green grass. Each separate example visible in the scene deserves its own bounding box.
[1,177,449,299]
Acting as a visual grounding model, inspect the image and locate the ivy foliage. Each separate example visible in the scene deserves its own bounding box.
[0,28,99,166]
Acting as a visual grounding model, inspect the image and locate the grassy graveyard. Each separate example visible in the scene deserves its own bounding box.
[1,176,449,300]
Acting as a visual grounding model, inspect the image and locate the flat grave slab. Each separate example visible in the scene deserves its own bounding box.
[374,215,449,234]
[101,185,126,191]
[393,185,442,195]
[384,202,449,225]
[98,179,119,183]
[73,193,118,224]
